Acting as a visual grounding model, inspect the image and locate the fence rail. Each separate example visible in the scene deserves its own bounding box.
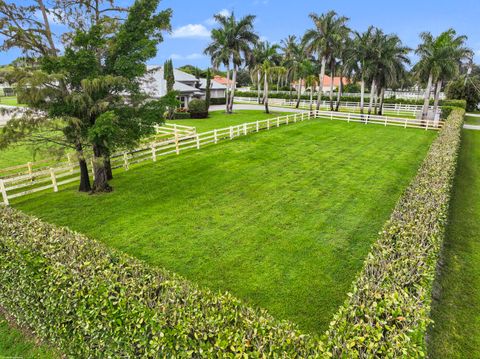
[0,110,441,205]
[235,97,439,117]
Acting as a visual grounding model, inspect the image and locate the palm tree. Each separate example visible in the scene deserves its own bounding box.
[302,11,349,110]
[415,29,471,122]
[205,12,258,114]
[349,27,375,113]
[254,41,281,113]
[282,39,307,108]
[366,30,410,115]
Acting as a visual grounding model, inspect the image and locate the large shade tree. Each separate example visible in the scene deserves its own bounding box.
[0,0,172,192]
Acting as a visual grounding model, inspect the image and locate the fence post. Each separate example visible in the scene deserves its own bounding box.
[0,179,8,206]
[230,126,234,139]
[123,153,129,170]
[214,129,218,144]
[50,168,58,192]
[175,133,180,154]
[196,134,200,149]
[365,115,369,124]
[67,153,73,172]
[243,123,247,135]
[404,118,408,128]
[286,116,289,125]
[256,121,259,132]
[347,113,351,123]
[426,120,429,131]
[151,143,157,161]
[267,119,270,130]
[276,117,280,127]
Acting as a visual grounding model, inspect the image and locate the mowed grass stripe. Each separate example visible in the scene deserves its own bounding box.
[13,119,435,334]
[428,129,480,358]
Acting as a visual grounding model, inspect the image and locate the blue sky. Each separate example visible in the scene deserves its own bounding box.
[1,0,480,67]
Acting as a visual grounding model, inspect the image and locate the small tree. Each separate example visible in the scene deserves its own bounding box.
[165,59,175,93]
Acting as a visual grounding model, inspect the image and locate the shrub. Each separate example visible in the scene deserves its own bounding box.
[445,76,480,111]
[0,208,324,357]
[441,99,467,109]
[210,97,226,105]
[440,106,455,120]
[173,111,190,119]
[188,99,208,119]
[323,109,465,357]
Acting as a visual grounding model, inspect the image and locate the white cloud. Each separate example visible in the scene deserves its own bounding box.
[205,9,231,25]
[170,53,205,60]
[171,24,210,38]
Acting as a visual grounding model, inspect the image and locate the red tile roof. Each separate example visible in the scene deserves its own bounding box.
[213,75,234,86]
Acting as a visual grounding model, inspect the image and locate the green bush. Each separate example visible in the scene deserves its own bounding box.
[0,208,324,357]
[445,77,480,111]
[188,99,208,119]
[173,111,190,119]
[323,109,465,357]
[442,99,467,109]
[210,97,226,105]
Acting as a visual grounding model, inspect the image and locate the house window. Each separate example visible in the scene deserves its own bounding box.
[179,96,187,108]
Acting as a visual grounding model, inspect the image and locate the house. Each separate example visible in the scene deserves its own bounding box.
[141,66,226,108]
[292,75,350,93]
[212,75,235,87]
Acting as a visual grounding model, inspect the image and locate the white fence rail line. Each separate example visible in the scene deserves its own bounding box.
[0,111,441,205]
[235,97,439,117]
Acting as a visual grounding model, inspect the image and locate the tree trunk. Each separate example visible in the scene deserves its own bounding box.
[329,63,335,111]
[76,143,91,192]
[257,70,261,104]
[296,78,302,108]
[316,55,326,110]
[368,79,376,115]
[374,87,379,115]
[310,84,314,111]
[335,74,343,112]
[433,79,442,127]
[378,87,386,115]
[360,77,365,114]
[264,72,269,114]
[104,156,113,181]
[225,63,231,113]
[229,65,237,113]
[92,144,112,193]
[421,72,433,121]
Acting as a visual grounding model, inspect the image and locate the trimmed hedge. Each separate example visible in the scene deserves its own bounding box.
[0,208,324,357]
[210,97,227,105]
[188,99,208,119]
[173,111,190,119]
[323,109,464,357]
[235,91,462,107]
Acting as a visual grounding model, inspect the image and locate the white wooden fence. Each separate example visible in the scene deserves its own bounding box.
[235,97,438,117]
[0,110,441,205]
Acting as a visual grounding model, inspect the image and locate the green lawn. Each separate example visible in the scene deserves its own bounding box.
[464,115,480,126]
[0,96,25,107]
[13,119,435,334]
[428,129,480,358]
[169,109,290,132]
[0,313,57,358]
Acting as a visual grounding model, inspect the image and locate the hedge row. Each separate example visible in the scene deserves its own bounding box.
[0,208,324,357]
[322,109,464,357]
[235,91,467,108]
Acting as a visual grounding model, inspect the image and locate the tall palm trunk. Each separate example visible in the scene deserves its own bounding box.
[264,72,269,114]
[257,70,261,104]
[329,63,335,111]
[225,64,231,113]
[316,55,327,110]
[368,78,376,115]
[433,79,442,127]
[421,72,433,121]
[360,77,365,114]
[374,87,379,115]
[335,74,343,112]
[229,65,238,113]
[309,85,314,111]
[378,87,386,115]
[296,78,302,108]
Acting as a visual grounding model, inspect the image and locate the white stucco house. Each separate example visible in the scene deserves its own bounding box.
[141,66,226,108]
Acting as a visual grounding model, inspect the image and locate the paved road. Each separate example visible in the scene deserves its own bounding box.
[210,104,306,113]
